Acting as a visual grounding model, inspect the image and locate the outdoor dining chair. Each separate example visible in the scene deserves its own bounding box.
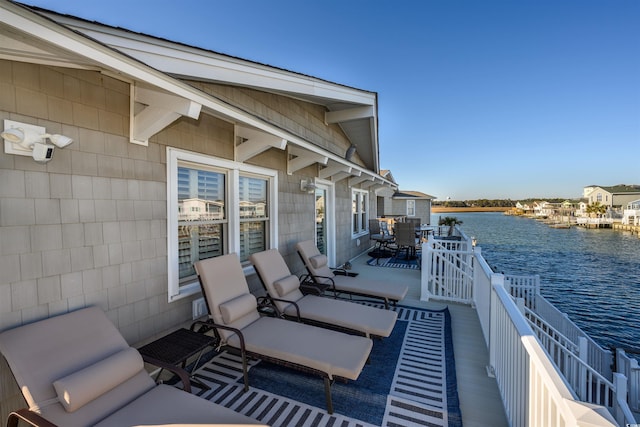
[394,222,420,260]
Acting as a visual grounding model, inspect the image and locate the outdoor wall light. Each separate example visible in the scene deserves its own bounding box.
[2,120,73,163]
[344,143,356,161]
[300,179,318,193]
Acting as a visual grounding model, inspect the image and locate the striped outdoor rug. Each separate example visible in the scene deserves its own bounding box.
[367,255,421,270]
[188,305,461,427]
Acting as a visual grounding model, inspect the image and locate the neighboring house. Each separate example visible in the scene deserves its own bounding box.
[0,3,399,416]
[375,170,434,224]
[516,202,534,215]
[389,190,435,224]
[533,201,554,217]
[587,185,640,210]
[574,201,589,217]
[583,185,598,199]
[622,199,640,226]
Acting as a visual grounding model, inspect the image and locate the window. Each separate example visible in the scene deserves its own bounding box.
[352,189,368,236]
[597,193,602,202]
[407,200,416,217]
[167,148,277,301]
[238,174,269,262]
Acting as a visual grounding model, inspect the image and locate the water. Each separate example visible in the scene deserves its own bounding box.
[431,212,640,353]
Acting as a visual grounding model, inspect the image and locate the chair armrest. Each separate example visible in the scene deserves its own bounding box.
[7,408,57,427]
[309,274,336,288]
[308,274,337,297]
[141,354,192,394]
[189,320,250,392]
[265,296,302,321]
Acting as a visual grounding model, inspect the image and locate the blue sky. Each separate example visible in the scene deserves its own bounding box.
[24,0,640,200]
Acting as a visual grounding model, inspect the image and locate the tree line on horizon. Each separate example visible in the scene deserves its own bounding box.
[433,198,577,208]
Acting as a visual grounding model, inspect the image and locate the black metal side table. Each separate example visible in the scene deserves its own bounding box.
[138,328,216,390]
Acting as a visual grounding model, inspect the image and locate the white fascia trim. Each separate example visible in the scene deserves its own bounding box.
[7,5,393,187]
[3,4,272,128]
[43,14,378,107]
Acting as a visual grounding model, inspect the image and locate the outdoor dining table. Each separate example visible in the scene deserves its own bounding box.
[417,224,435,241]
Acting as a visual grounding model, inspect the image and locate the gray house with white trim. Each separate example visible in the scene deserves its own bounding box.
[0,2,398,418]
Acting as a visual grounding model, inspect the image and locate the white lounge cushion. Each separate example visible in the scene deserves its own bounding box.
[226,316,372,381]
[53,348,143,413]
[219,293,257,324]
[273,275,300,298]
[283,295,397,338]
[309,254,328,269]
[94,384,262,426]
[331,275,408,301]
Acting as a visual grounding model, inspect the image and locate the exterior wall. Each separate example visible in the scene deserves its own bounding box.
[389,198,409,217]
[0,59,375,418]
[416,200,432,224]
[587,187,640,209]
[612,194,640,209]
[588,188,613,207]
[389,199,430,223]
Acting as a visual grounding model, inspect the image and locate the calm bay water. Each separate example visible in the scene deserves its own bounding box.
[431,212,640,352]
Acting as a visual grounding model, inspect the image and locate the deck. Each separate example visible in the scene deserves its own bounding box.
[347,251,509,427]
[143,248,509,426]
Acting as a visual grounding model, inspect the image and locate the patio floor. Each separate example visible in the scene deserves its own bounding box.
[347,250,509,427]
[146,248,509,427]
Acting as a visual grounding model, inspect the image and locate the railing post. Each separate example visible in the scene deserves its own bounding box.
[420,240,432,301]
[487,273,504,378]
[630,357,640,412]
[516,297,526,316]
[578,336,588,399]
[613,372,628,423]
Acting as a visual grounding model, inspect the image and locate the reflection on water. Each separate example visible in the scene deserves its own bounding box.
[432,212,640,352]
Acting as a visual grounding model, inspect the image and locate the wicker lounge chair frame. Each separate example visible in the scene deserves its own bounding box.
[193,254,373,414]
[250,249,397,338]
[191,318,338,412]
[0,306,262,427]
[295,240,408,309]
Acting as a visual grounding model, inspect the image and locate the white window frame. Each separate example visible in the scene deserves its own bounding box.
[407,199,416,217]
[351,188,369,238]
[167,147,278,302]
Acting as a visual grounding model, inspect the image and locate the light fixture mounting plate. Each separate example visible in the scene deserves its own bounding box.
[3,120,46,156]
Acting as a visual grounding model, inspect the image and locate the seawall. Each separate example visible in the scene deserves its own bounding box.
[432,207,512,213]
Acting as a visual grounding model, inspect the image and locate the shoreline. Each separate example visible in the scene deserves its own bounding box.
[432,207,511,213]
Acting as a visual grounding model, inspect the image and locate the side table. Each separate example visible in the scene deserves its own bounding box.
[138,328,216,391]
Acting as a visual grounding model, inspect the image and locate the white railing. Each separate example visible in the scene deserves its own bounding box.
[576,217,614,225]
[422,232,634,425]
[421,233,635,426]
[524,304,624,416]
[525,306,580,357]
[473,247,493,347]
[504,275,613,379]
[421,235,474,304]
[484,275,618,426]
[617,349,640,412]
[505,274,539,309]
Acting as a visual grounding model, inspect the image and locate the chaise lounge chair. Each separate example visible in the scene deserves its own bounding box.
[250,249,397,338]
[0,306,261,427]
[295,240,409,309]
[193,253,373,414]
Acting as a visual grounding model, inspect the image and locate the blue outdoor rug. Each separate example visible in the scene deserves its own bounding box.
[245,321,407,425]
[190,305,461,427]
[367,253,421,270]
